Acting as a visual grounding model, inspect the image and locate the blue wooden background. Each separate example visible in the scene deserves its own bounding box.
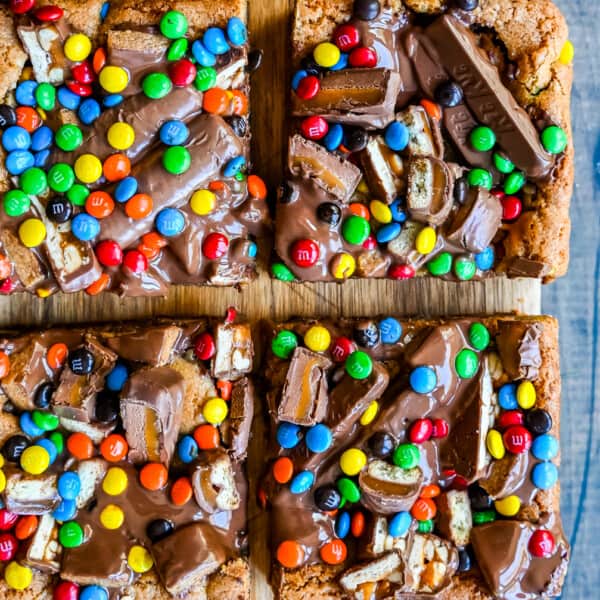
[543,2,599,597]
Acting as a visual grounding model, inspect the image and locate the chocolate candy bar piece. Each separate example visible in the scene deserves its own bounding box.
[19,514,62,573]
[221,377,255,460]
[360,136,403,204]
[2,470,60,515]
[496,321,542,381]
[406,156,454,225]
[105,325,183,367]
[212,322,254,380]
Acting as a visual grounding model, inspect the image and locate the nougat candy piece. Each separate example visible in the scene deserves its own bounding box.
[495,321,542,381]
[406,156,454,225]
[366,516,413,558]
[339,552,403,593]
[152,523,227,595]
[403,534,458,594]
[396,105,443,159]
[105,325,183,366]
[120,366,185,465]
[0,229,45,289]
[360,136,403,204]
[192,450,240,513]
[2,470,59,515]
[75,458,107,509]
[220,377,254,460]
[59,417,115,444]
[20,514,61,573]
[212,323,253,380]
[436,490,472,547]
[17,22,66,84]
[278,347,332,426]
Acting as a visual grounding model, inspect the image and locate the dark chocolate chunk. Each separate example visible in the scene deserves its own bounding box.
[147,518,174,543]
[45,197,73,224]
[525,409,552,436]
[345,128,369,153]
[468,484,493,511]
[435,81,463,107]
[454,176,469,204]
[354,0,380,20]
[3,436,29,462]
[246,48,263,72]
[0,105,16,129]
[278,181,299,204]
[317,202,342,227]
[34,382,54,409]
[68,348,95,375]
[314,485,341,511]
[354,321,380,348]
[228,115,247,137]
[368,431,394,458]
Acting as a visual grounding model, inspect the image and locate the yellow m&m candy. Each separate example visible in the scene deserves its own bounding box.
[99,66,130,94]
[313,42,341,68]
[100,504,124,529]
[360,401,379,426]
[340,448,367,476]
[495,495,521,517]
[415,226,437,255]
[0,469,6,493]
[5,561,32,590]
[559,40,574,65]
[128,545,153,573]
[190,189,216,215]
[20,445,50,475]
[64,34,92,62]
[370,200,392,224]
[331,252,356,280]
[107,122,135,150]
[74,154,102,184]
[203,397,228,424]
[304,325,331,352]
[18,218,46,248]
[486,429,505,460]
[103,467,128,496]
[517,381,536,409]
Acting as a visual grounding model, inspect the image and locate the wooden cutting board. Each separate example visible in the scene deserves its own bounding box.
[0,1,541,597]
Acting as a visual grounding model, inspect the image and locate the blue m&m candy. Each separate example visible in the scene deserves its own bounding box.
[80,585,109,600]
[335,511,351,538]
[58,472,81,500]
[35,438,58,464]
[52,498,77,521]
[114,177,138,203]
[177,435,199,463]
[224,155,245,178]
[475,246,495,271]
[379,317,402,344]
[409,366,437,394]
[531,434,559,461]
[20,412,44,438]
[390,198,407,223]
[227,17,247,46]
[384,121,409,152]
[203,27,230,55]
[324,123,344,151]
[248,240,257,258]
[291,70,308,91]
[305,423,332,453]
[15,81,38,107]
[290,470,314,494]
[277,422,301,449]
[103,94,123,108]
[71,213,100,241]
[191,40,216,67]
[160,120,189,146]
[78,99,101,125]
[31,126,53,152]
[106,363,128,391]
[376,222,401,244]
[57,86,81,110]
[5,150,34,175]
[388,511,412,537]
[498,382,518,410]
[100,1,110,20]
[2,126,31,151]
[34,149,51,168]
[155,207,185,237]
[531,462,558,490]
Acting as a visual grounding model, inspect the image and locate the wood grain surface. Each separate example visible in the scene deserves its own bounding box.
[0,0,551,598]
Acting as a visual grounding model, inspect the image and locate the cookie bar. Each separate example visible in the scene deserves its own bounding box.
[0,311,254,598]
[0,0,269,297]
[261,315,568,598]
[273,0,573,283]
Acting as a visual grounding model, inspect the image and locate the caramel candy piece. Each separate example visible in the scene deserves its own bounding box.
[406,156,454,225]
[288,134,361,202]
[496,321,542,381]
[119,366,185,465]
[105,325,183,367]
[17,23,66,85]
[278,347,332,426]
[192,450,240,513]
[404,534,458,594]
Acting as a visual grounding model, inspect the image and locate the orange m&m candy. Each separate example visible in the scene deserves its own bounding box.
[420,484,441,499]
[420,99,441,121]
[46,343,68,369]
[351,511,365,537]
[16,106,41,132]
[170,477,192,506]
[103,153,131,182]
[67,433,94,460]
[92,48,106,73]
[276,540,305,568]
[203,88,229,114]
[216,379,232,400]
[86,191,114,219]
[86,273,110,296]
[15,515,38,540]
[208,180,226,192]
[230,90,248,116]
[126,194,153,219]
[247,175,267,200]
[272,457,293,484]
[140,462,168,491]
[411,497,437,521]
[193,424,220,450]
[100,434,128,462]
[349,202,370,219]
[320,539,347,565]
[0,352,10,378]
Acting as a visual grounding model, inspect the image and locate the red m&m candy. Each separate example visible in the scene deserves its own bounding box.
[202,232,228,259]
[300,116,328,140]
[169,59,197,86]
[503,425,532,454]
[0,509,18,531]
[330,336,354,362]
[66,80,93,97]
[349,46,377,68]
[528,529,556,558]
[431,418,449,438]
[409,418,433,444]
[296,75,320,100]
[362,235,376,250]
[72,61,95,84]
[33,5,64,21]
[53,581,80,600]
[389,264,415,279]
[10,0,34,14]
[0,532,18,561]
[502,196,522,221]
[291,238,319,267]
[194,332,215,360]
[123,250,148,273]
[332,24,360,52]
[95,240,123,267]
[498,410,524,430]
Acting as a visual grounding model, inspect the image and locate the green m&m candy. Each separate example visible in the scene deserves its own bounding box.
[455,348,478,378]
[160,10,188,39]
[345,350,372,380]
[67,183,89,206]
[3,190,30,217]
[48,163,75,193]
[470,126,496,152]
[467,168,493,190]
[393,443,420,469]
[342,215,370,245]
[454,255,476,280]
[163,146,191,175]
[427,252,452,276]
[272,262,296,281]
[541,125,567,154]
[272,330,298,359]
[417,519,434,533]
[59,521,84,548]
[20,167,47,196]
[32,410,59,431]
[469,322,490,351]
[195,67,217,91]
[49,431,64,454]
[503,171,525,195]
[167,38,189,61]
[473,509,496,525]
[337,477,361,503]
[35,82,56,111]
[493,151,514,174]
[142,73,173,99]
[55,124,83,152]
